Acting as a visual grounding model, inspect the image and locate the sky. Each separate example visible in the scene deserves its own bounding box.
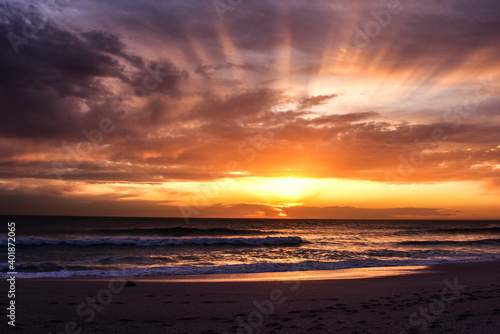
[0,0,499,219]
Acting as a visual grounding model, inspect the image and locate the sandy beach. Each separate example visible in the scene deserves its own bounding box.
[1,261,499,333]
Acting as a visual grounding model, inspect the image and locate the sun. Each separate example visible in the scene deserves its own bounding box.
[243,177,319,203]
[262,178,313,199]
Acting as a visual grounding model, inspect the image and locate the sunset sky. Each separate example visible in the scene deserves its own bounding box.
[0,0,499,219]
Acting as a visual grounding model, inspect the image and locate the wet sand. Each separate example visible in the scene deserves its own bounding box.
[1,261,499,333]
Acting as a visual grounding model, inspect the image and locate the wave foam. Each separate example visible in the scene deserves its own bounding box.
[7,258,499,279]
[1,236,303,247]
[398,238,500,246]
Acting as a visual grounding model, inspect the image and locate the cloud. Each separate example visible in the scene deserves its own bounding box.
[297,94,338,110]
[0,183,467,219]
[0,4,186,140]
[195,62,269,78]
[81,30,144,68]
[1,78,499,185]
[282,206,463,219]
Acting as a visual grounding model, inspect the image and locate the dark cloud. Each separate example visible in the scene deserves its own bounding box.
[308,111,377,124]
[195,62,269,78]
[129,60,189,98]
[81,30,144,68]
[297,94,338,110]
[0,4,186,140]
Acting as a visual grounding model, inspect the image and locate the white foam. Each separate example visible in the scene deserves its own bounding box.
[5,258,489,279]
[0,236,303,247]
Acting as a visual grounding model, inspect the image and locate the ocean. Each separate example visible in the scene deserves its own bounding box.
[1,216,500,278]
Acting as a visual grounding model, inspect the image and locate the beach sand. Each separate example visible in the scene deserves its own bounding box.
[1,261,499,333]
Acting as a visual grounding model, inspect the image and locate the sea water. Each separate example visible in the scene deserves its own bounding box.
[1,216,499,278]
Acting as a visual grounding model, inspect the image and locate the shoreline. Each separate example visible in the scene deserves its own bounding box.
[30,264,433,282]
[2,260,499,333]
[9,259,499,282]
